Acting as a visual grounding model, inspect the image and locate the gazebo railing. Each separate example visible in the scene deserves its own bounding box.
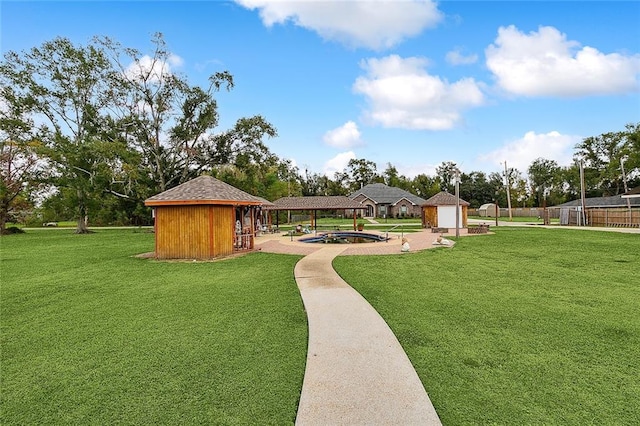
[234,231,255,251]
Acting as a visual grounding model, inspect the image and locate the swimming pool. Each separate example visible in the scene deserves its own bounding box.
[299,231,389,244]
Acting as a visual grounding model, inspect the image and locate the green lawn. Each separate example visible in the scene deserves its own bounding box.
[333,228,640,425]
[468,215,560,223]
[1,230,307,425]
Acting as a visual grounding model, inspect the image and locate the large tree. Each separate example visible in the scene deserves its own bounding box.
[459,171,496,208]
[99,34,278,198]
[528,158,560,207]
[0,37,125,233]
[382,163,411,190]
[574,129,629,196]
[435,161,458,193]
[0,86,44,233]
[411,173,440,199]
[345,158,380,191]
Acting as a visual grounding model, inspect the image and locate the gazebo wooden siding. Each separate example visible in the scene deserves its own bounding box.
[154,205,235,259]
[145,176,264,260]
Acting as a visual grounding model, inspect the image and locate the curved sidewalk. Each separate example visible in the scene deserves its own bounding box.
[294,245,442,425]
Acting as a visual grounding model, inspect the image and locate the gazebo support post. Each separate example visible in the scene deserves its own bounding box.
[313,210,317,232]
[250,207,255,249]
[353,211,357,231]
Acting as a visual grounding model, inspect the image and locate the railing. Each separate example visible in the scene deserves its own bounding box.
[385,224,406,242]
[233,232,254,251]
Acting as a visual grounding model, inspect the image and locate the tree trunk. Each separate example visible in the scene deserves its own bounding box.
[75,216,91,234]
[0,209,7,235]
[75,193,92,234]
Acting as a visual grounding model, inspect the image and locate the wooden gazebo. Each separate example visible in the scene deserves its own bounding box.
[267,196,365,231]
[144,176,265,259]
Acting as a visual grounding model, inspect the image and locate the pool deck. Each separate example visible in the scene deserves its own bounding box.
[255,227,465,256]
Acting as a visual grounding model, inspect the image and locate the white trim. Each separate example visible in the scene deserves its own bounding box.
[391,197,417,206]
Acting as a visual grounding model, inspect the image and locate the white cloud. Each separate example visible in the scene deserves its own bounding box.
[125,54,183,83]
[396,162,438,179]
[235,0,442,50]
[323,121,363,148]
[445,49,478,65]
[478,131,580,172]
[353,55,485,130]
[323,151,356,176]
[486,25,640,97]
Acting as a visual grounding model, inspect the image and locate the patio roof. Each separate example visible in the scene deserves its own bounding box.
[267,196,365,211]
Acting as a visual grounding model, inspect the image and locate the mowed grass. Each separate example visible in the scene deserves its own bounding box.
[333,228,640,425]
[468,215,559,223]
[1,230,307,425]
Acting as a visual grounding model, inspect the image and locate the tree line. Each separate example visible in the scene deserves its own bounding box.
[1,34,638,233]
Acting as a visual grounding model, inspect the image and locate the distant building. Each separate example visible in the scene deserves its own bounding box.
[552,192,640,226]
[422,192,470,229]
[349,183,427,218]
[478,203,499,218]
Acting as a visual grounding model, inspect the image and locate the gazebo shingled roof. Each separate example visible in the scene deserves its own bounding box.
[267,196,365,211]
[423,191,470,206]
[253,196,275,207]
[145,176,264,206]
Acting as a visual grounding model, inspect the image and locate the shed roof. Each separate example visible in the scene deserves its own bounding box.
[145,175,264,206]
[423,191,470,206]
[349,183,427,206]
[267,196,365,211]
[479,203,496,210]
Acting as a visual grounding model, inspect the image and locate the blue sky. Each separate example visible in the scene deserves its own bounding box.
[2,1,639,178]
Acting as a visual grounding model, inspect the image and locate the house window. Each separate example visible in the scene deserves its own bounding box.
[400,205,408,214]
[379,205,387,216]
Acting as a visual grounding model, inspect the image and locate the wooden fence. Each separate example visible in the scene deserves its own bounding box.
[468,207,560,218]
[586,208,640,227]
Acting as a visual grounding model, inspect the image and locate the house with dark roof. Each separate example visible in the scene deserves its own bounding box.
[552,193,640,226]
[554,193,640,209]
[422,191,470,229]
[144,175,267,259]
[349,183,427,218]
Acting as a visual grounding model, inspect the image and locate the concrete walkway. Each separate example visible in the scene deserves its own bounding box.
[293,245,441,425]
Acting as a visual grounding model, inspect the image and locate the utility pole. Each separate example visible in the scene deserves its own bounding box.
[504,161,513,221]
[455,168,460,238]
[621,157,631,224]
[579,160,587,226]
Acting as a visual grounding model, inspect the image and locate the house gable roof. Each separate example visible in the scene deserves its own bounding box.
[423,191,470,206]
[392,196,420,207]
[144,175,264,206]
[349,183,427,206]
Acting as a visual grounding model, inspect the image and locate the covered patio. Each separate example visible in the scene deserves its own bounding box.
[266,196,365,231]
